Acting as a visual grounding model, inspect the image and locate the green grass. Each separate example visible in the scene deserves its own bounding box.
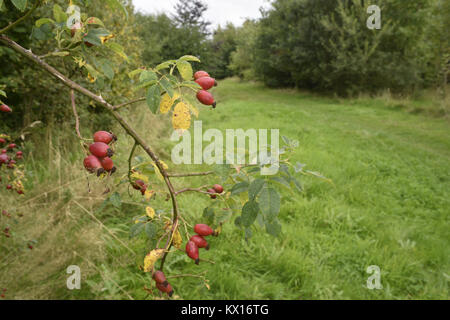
[1,79,449,300]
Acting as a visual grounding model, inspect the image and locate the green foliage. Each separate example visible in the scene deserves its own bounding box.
[251,0,441,95]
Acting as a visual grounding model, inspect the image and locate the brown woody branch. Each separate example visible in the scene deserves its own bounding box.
[168,171,214,178]
[0,34,178,271]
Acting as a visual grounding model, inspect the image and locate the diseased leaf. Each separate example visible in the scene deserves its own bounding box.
[146,207,155,219]
[143,249,165,272]
[159,93,179,114]
[172,102,191,132]
[86,17,105,27]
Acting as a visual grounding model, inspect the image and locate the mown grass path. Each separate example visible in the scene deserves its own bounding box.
[170,79,449,299]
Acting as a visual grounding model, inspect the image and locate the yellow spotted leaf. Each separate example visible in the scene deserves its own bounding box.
[187,102,199,118]
[146,207,155,219]
[159,93,180,114]
[143,249,165,273]
[131,172,149,184]
[172,102,191,132]
[172,228,183,249]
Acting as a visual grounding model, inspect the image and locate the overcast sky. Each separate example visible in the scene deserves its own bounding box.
[132,0,271,28]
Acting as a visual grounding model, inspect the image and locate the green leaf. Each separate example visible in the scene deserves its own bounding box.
[105,42,128,60]
[99,60,114,80]
[105,0,128,19]
[145,223,156,239]
[249,178,265,201]
[155,61,172,71]
[146,85,161,114]
[109,192,121,208]
[159,77,174,97]
[130,223,145,238]
[35,18,54,28]
[128,68,145,79]
[177,60,193,81]
[292,177,303,193]
[0,1,4,11]
[11,0,27,11]
[265,219,282,237]
[180,81,202,90]
[179,55,201,63]
[259,187,280,219]
[241,201,260,227]
[53,4,67,23]
[139,70,157,83]
[202,207,215,225]
[213,164,230,183]
[0,90,6,98]
[231,181,249,196]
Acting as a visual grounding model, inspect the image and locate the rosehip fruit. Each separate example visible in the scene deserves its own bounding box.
[197,90,217,108]
[194,71,210,80]
[156,282,174,297]
[0,154,9,164]
[16,151,23,156]
[207,189,217,199]
[195,77,217,91]
[89,142,113,158]
[186,241,200,265]
[153,271,169,287]
[93,131,116,145]
[6,185,12,190]
[0,138,6,144]
[0,104,12,113]
[132,180,146,190]
[194,224,217,237]
[190,235,210,250]
[83,155,103,174]
[17,190,24,195]
[8,144,16,149]
[213,184,224,194]
[100,157,116,173]
[28,245,33,250]
[1,149,7,153]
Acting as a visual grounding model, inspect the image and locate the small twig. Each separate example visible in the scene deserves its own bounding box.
[128,141,138,186]
[168,171,214,178]
[175,185,210,196]
[113,97,146,110]
[70,89,84,140]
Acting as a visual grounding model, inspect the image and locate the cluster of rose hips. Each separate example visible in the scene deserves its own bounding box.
[0,145,24,194]
[186,224,218,265]
[207,184,224,199]
[194,71,218,108]
[83,131,117,176]
[0,288,6,299]
[152,270,174,297]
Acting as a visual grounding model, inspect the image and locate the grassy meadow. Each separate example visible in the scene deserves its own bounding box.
[0,79,449,300]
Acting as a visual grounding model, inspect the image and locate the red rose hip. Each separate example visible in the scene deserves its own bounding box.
[89,142,113,158]
[186,241,200,264]
[190,235,210,250]
[93,131,116,145]
[195,77,217,91]
[83,155,103,174]
[156,283,174,297]
[213,184,224,194]
[0,104,12,113]
[197,90,217,108]
[194,71,210,80]
[153,271,169,287]
[194,224,216,237]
